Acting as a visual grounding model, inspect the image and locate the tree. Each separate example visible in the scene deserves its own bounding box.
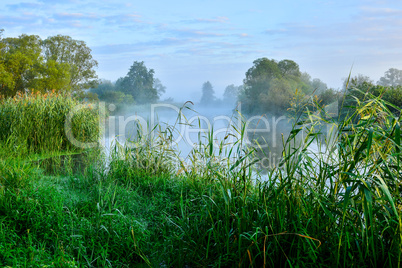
[223,84,240,105]
[200,81,215,106]
[377,68,402,86]
[0,32,98,97]
[42,35,99,93]
[154,78,166,98]
[241,58,307,114]
[343,74,373,90]
[0,34,44,97]
[278,59,301,77]
[0,29,15,95]
[116,61,159,103]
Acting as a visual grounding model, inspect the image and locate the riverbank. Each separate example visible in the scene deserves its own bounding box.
[1,93,401,267]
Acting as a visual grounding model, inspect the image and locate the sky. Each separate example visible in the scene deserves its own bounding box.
[1,0,402,102]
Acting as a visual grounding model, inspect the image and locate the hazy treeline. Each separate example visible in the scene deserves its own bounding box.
[90,61,166,105]
[198,58,337,114]
[198,58,402,117]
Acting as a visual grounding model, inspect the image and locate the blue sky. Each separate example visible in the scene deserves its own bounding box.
[1,0,402,101]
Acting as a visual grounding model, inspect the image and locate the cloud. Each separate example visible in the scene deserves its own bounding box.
[195,16,229,23]
[181,16,230,25]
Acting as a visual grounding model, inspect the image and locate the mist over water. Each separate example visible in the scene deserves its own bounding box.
[101,101,300,171]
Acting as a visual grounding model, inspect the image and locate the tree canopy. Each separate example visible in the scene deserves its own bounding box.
[0,31,98,97]
[240,58,311,114]
[115,61,161,103]
[91,61,165,104]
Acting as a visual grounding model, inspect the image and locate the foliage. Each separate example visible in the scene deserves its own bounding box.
[199,81,216,106]
[0,32,98,97]
[344,80,402,113]
[223,84,241,106]
[343,73,373,90]
[240,58,312,114]
[377,67,402,86]
[90,79,134,105]
[115,61,160,103]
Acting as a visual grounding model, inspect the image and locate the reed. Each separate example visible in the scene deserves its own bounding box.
[0,90,99,155]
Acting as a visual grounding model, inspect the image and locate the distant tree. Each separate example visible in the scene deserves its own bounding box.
[223,84,240,105]
[278,59,301,77]
[153,78,166,98]
[317,88,338,106]
[200,81,215,106]
[116,61,159,103]
[91,79,115,95]
[343,74,373,90]
[311,78,327,93]
[377,68,402,86]
[91,79,134,104]
[241,58,307,114]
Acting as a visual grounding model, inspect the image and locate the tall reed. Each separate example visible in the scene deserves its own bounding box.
[0,91,100,155]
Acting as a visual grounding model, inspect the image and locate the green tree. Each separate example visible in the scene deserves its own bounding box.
[0,29,15,95]
[0,34,43,97]
[241,58,307,114]
[377,68,402,86]
[200,81,215,106]
[311,78,328,93]
[42,35,99,93]
[116,61,159,103]
[278,59,301,77]
[0,32,98,97]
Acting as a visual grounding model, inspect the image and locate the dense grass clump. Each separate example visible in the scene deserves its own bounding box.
[0,90,99,155]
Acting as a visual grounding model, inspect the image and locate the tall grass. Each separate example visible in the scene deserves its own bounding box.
[0,90,99,155]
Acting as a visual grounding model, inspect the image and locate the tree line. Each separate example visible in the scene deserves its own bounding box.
[199,58,402,116]
[198,58,336,114]
[90,61,165,105]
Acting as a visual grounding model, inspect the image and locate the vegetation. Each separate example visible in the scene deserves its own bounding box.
[199,81,216,106]
[0,31,98,97]
[0,91,99,155]
[238,58,339,115]
[90,62,165,105]
[1,88,402,267]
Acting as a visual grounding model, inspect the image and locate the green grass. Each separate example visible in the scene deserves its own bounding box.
[0,90,99,156]
[0,91,401,267]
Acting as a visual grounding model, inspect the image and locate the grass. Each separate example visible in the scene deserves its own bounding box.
[0,90,99,156]
[0,91,401,267]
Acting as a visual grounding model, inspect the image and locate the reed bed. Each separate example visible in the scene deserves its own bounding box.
[0,90,99,155]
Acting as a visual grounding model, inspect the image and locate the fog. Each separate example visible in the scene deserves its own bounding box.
[101,101,300,171]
